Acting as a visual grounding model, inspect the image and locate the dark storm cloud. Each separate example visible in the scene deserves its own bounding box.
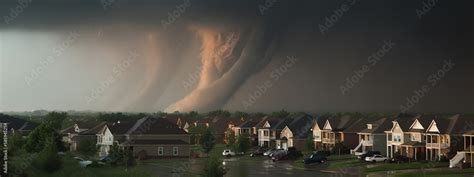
[0,0,472,113]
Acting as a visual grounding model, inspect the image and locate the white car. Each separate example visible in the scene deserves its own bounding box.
[365,154,388,163]
[222,149,236,157]
[74,157,93,167]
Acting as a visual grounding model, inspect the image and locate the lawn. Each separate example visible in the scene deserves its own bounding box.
[364,161,449,173]
[23,155,151,177]
[391,168,474,177]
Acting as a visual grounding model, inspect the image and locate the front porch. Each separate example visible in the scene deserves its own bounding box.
[400,142,426,161]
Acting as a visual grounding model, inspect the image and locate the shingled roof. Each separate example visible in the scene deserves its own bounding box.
[324,115,360,132]
[286,114,314,138]
[0,114,38,133]
[129,117,187,135]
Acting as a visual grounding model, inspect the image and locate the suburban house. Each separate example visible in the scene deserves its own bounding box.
[0,114,38,135]
[164,115,192,132]
[95,120,140,157]
[121,117,191,158]
[448,115,474,168]
[61,120,106,151]
[210,116,246,143]
[384,115,435,160]
[277,114,314,150]
[351,117,394,156]
[310,117,328,150]
[425,114,463,161]
[320,115,360,150]
[95,117,191,158]
[222,117,247,144]
[398,115,432,161]
[256,116,284,147]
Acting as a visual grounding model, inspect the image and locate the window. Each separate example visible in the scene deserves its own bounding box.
[367,124,372,130]
[264,131,269,136]
[173,147,179,156]
[158,147,163,156]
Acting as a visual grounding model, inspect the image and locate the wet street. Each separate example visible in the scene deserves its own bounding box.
[142,157,359,177]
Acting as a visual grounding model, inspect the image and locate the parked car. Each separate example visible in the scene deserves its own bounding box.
[365,154,388,163]
[312,150,331,157]
[358,151,381,160]
[272,148,302,161]
[263,149,276,156]
[222,149,237,157]
[250,147,267,157]
[74,157,93,168]
[390,155,409,163]
[269,149,286,158]
[303,153,328,164]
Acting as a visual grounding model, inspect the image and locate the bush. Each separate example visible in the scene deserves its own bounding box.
[33,138,62,173]
[77,139,98,157]
[439,155,449,162]
[331,143,350,155]
[200,155,226,177]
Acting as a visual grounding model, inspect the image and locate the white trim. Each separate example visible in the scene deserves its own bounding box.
[426,120,440,133]
[158,147,164,156]
[263,121,271,128]
[323,120,332,130]
[409,118,424,130]
[173,147,179,156]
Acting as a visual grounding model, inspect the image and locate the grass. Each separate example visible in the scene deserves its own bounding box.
[392,168,474,177]
[326,159,366,170]
[327,154,355,161]
[23,154,151,177]
[364,162,448,173]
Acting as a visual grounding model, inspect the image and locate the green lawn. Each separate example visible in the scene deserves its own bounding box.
[392,168,474,177]
[364,162,448,173]
[23,155,151,177]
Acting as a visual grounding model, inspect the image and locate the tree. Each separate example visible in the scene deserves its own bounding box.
[45,112,68,130]
[188,125,207,144]
[233,111,249,118]
[305,134,315,152]
[200,155,226,177]
[107,143,135,167]
[271,109,290,118]
[33,138,62,173]
[24,122,65,153]
[235,133,251,153]
[200,128,215,154]
[225,129,236,147]
[207,110,230,117]
[187,111,201,119]
[77,138,98,157]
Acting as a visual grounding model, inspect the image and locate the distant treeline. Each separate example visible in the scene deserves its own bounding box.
[5,110,473,130]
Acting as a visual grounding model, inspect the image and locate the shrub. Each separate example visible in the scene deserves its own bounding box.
[200,155,226,177]
[33,138,62,173]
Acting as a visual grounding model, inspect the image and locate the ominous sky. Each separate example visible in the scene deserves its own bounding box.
[0,0,472,113]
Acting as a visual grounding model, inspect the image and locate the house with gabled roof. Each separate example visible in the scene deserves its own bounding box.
[320,115,360,150]
[398,115,432,161]
[94,117,191,158]
[277,114,313,150]
[164,114,192,132]
[384,114,434,160]
[310,116,328,150]
[447,115,474,168]
[0,114,38,135]
[61,120,106,151]
[425,114,462,161]
[353,117,394,155]
[256,116,284,147]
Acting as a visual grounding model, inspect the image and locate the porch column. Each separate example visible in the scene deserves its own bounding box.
[414,148,417,161]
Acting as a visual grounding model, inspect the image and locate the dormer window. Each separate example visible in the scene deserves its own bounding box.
[367,124,373,130]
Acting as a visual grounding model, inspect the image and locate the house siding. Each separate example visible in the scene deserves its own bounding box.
[133,145,191,157]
